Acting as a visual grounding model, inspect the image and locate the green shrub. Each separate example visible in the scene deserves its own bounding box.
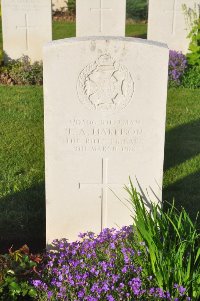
[183,4,200,66]
[0,245,41,301]
[67,0,76,16]
[126,181,200,300]
[126,0,148,21]
[0,56,43,85]
[168,5,200,88]
[182,65,200,88]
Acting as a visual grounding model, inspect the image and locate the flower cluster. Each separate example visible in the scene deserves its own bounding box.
[32,227,191,301]
[168,50,188,86]
[0,55,43,85]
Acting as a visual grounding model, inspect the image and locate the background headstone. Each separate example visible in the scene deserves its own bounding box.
[148,0,200,53]
[1,0,52,62]
[52,0,67,12]
[76,0,126,37]
[44,37,169,242]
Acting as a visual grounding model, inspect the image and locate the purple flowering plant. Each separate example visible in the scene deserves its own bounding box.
[168,50,188,86]
[32,226,191,301]
[29,181,200,301]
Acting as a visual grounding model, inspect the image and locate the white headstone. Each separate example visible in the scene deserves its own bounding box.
[44,37,169,242]
[52,0,67,11]
[76,0,126,37]
[1,0,52,62]
[148,0,200,53]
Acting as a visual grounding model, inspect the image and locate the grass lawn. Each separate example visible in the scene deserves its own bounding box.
[0,86,199,252]
[52,21,76,40]
[0,86,45,252]
[0,21,199,252]
[163,89,200,216]
[52,21,147,40]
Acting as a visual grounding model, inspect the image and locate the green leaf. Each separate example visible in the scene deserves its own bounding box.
[28,288,37,298]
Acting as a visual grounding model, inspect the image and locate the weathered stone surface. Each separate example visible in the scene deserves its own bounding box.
[148,0,200,53]
[76,0,126,37]
[44,37,169,242]
[1,0,52,62]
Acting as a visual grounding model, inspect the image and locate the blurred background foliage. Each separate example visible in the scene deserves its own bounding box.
[67,0,148,22]
[126,0,148,21]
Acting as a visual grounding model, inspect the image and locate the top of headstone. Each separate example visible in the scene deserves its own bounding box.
[76,0,126,37]
[44,36,168,49]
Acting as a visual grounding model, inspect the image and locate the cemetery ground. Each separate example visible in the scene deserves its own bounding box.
[41,21,147,41]
[0,21,199,253]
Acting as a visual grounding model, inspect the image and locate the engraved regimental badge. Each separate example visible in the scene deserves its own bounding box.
[77,54,134,112]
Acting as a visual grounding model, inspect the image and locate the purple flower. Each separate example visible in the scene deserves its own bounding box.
[168,50,188,86]
[47,290,53,299]
[32,226,192,301]
[78,290,85,298]
[107,295,115,301]
[32,280,42,288]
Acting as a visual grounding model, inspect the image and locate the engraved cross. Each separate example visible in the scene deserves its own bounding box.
[90,0,112,33]
[79,158,122,230]
[16,14,37,51]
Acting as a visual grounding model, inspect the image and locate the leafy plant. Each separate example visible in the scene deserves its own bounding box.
[182,65,200,88]
[126,181,200,300]
[0,245,41,300]
[183,4,200,66]
[0,56,43,85]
